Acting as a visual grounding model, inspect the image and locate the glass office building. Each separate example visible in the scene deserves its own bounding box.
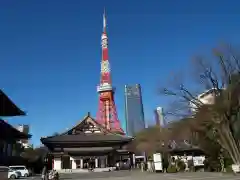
[124,84,145,137]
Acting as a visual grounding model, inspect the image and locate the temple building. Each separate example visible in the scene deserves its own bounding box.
[0,89,31,165]
[41,113,133,170]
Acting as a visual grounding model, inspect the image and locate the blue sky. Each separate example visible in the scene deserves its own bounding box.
[1,0,240,146]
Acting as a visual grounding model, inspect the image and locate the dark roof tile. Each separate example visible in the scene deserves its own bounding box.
[41,133,132,144]
[0,90,25,116]
[0,119,31,139]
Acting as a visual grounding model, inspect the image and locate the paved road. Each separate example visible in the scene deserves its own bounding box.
[159,172,240,180]
[24,171,240,180]
[19,175,41,180]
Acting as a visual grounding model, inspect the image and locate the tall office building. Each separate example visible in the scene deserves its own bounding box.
[154,107,165,127]
[124,84,145,136]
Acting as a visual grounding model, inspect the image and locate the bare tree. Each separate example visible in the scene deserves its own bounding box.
[161,44,240,164]
[133,126,171,155]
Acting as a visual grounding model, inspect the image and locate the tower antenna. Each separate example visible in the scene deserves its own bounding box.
[103,8,106,33]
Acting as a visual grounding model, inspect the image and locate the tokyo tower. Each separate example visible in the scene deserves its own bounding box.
[96,10,124,135]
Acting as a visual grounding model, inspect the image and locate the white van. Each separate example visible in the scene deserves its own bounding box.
[9,166,29,177]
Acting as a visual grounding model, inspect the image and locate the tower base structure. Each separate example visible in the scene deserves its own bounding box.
[96,88,124,135]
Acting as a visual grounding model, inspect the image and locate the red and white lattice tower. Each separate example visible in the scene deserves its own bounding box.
[96,10,124,135]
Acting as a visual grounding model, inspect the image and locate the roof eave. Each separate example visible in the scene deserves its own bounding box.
[0,90,26,116]
[41,139,132,145]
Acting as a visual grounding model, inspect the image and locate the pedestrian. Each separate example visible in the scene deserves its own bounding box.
[128,159,132,171]
[41,166,47,180]
[162,157,169,173]
[116,161,120,170]
[140,161,144,172]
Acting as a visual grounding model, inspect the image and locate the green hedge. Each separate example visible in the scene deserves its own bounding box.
[167,165,178,173]
[225,166,233,173]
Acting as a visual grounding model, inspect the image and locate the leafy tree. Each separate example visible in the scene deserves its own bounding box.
[161,44,240,164]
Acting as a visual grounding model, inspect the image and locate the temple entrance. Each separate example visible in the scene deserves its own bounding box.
[61,156,71,169]
[99,156,106,168]
[83,158,95,169]
[75,159,81,169]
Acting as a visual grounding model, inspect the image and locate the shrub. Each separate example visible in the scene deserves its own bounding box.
[204,157,221,172]
[176,160,186,171]
[225,166,233,173]
[167,165,178,173]
[224,158,233,168]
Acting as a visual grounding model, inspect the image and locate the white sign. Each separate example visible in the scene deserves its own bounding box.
[193,156,205,166]
[153,153,162,162]
[153,153,163,171]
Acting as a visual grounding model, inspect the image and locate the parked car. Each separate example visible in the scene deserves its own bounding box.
[9,166,29,177]
[8,169,20,179]
[0,166,20,179]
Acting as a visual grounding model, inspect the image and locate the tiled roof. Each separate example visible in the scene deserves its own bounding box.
[0,89,25,116]
[0,119,31,139]
[60,113,118,136]
[41,133,132,144]
[41,113,132,145]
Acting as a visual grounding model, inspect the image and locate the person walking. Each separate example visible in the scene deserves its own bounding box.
[116,161,120,170]
[162,157,169,173]
[140,161,144,172]
[128,159,132,171]
[41,166,47,180]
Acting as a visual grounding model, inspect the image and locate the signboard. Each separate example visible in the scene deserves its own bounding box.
[153,153,163,171]
[193,156,205,166]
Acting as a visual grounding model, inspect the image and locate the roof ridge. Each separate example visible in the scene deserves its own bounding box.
[42,113,126,138]
[59,113,91,135]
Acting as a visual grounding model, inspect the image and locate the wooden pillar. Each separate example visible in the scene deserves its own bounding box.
[3,142,7,155]
[7,143,12,156]
[132,153,136,168]
[52,157,54,170]
[106,157,108,167]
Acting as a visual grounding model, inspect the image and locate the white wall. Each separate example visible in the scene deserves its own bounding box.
[54,158,61,170]
[70,156,84,169]
[70,156,76,169]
